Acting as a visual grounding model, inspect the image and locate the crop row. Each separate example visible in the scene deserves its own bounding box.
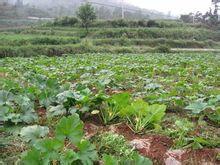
[11,27,219,41]
[1,53,219,164]
[1,33,219,48]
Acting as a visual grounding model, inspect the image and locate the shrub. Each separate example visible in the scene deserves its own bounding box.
[155,45,171,53]
[147,20,159,27]
[111,19,128,28]
[138,20,147,27]
[53,17,78,26]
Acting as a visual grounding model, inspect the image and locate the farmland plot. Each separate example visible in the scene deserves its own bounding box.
[0,53,219,164]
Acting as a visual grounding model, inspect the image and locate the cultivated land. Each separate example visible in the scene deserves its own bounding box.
[1,20,220,57]
[0,20,220,164]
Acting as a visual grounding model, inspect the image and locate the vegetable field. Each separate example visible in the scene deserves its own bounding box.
[0,53,220,164]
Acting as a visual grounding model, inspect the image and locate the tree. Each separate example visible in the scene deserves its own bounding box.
[76,3,96,33]
[180,13,194,23]
[180,9,219,27]
[203,9,218,26]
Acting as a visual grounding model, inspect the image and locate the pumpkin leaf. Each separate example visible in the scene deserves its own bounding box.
[55,114,83,144]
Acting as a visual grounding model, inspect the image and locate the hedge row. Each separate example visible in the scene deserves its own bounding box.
[49,17,187,28]
[0,36,80,46]
[0,44,155,57]
[93,38,219,48]
[94,28,219,41]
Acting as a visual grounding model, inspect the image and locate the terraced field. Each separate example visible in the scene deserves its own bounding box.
[1,24,220,57]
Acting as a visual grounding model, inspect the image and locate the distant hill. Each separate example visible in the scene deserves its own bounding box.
[2,0,170,19]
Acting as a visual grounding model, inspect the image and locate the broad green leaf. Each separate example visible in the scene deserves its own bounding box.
[185,100,208,114]
[77,140,98,165]
[20,125,49,142]
[55,114,84,144]
[208,107,220,124]
[0,90,14,106]
[120,99,149,116]
[14,95,34,112]
[102,154,118,165]
[34,138,63,153]
[56,90,75,104]
[21,111,38,124]
[145,104,166,124]
[60,149,79,165]
[34,138,63,163]
[47,105,66,117]
[132,153,153,165]
[21,148,42,165]
[6,113,21,124]
[120,99,166,132]
[108,92,131,110]
[0,105,10,121]
[145,83,161,91]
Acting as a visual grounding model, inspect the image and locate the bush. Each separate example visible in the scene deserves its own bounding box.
[155,45,171,53]
[147,20,160,27]
[53,17,79,26]
[111,19,129,28]
[138,20,147,27]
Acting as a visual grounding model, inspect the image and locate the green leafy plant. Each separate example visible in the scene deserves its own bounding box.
[20,125,49,143]
[0,90,38,124]
[55,114,83,144]
[21,114,98,165]
[186,96,220,124]
[167,118,194,148]
[95,132,152,165]
[102,153,152,165]
[208,107,220,124]
[120,99,166,133]
[94,132,134,157]
[94,93,131,125]
[185,99,209,114]
[47,87,92,118]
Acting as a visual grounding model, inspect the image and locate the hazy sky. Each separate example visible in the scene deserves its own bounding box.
[126,0,213,15]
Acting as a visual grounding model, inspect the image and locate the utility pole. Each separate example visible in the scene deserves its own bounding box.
[192,14,195,24]
[121,0,124,19]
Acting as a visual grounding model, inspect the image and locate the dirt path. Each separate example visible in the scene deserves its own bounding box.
[172,48,220,52]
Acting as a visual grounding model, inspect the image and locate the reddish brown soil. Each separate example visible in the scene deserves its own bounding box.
[36,107,47,125]
[83,122,220,165]
[109,123,173,164]
[84,122,105,139]
[105,88,134,95]
[0,72,6,78]
[82,114,103,126]
[36,107,46,117]
[181,149,220,165]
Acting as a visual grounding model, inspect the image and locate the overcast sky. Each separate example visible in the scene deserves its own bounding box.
[126,0,213,15]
